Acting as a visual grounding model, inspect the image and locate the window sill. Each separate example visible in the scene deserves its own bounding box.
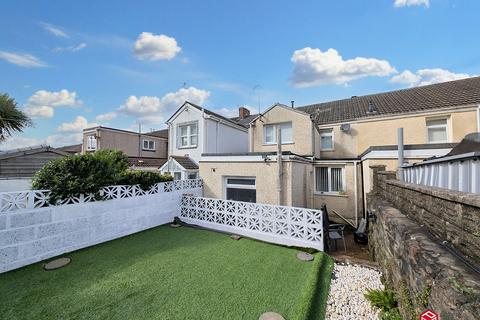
[142,149,156,152]
[320,149,335,152]
[178,146,198,150]
[263,142,295,146]
[313,192,348,198]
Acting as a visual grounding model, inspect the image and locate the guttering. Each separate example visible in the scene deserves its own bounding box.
[402,151,480,167]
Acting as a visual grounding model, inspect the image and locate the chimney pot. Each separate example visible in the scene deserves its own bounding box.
[291,100,295,108]
[239,107,250,119]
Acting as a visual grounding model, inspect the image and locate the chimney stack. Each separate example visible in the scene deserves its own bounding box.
[239,107,250,119]
[291,100,295,108]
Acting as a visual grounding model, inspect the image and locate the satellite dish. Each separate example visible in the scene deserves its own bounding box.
[340,123,351,132]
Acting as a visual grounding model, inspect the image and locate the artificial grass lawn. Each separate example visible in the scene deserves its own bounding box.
[0,225,333,320]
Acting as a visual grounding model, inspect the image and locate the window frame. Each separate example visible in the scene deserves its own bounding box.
[142,139,155,151]
[86,135,97,151]
[177,122,198,149]
[319,129,334,151]
[224,176,257,202]
[314,166,345,195]
[426,117,449,144]
[263,122,293,145]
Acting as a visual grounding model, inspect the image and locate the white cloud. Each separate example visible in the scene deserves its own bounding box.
[0,136,42,151]
[0,132,83,150]
[133,32,181,61]
[118,87,210,124]
[0,51,47,68]
[57,116,97,133]
[23,89,82,118]
[390,68,473,87]
[95,112,117,122]
[394,0,429,8]
[41,22,69,38]
[52,43,87,53]
[46,133,83,147]
[290,47,396,87]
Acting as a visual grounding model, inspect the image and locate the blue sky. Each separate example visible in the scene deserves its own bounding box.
[0,0,479,149]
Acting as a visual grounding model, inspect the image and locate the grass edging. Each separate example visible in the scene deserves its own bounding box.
[293,253,335,320]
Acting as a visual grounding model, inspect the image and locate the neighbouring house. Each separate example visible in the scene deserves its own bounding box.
[82,126,169,170]
[159,102,256,179]
[0,145,69,191]
[57,143,82,155]
[199,77,480,226]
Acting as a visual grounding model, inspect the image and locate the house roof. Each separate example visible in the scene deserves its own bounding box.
[57,144,82,154]
[146,129,169,139]
[297,76,480,125]
[230,113,260,126]
[171,155,198,170]
[128,157,167,168]
[0,145,69,160]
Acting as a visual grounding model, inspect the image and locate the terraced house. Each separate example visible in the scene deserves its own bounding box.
[199,77,480,226]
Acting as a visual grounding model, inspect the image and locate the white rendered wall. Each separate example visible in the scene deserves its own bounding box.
[170,106,204,163]
[205,118,248,154]
[0,185,202,273]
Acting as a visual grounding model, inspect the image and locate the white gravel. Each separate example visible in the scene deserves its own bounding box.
[325,263,383,320]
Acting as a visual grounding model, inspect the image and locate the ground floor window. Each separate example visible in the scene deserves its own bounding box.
[315,166,344,194]
[225,177,256,203]
[187,172,197,179]
[173,172,182,180]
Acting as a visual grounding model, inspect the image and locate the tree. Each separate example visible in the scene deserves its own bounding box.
[0,93,33,140]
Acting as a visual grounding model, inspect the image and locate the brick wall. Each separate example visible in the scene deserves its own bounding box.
[368,165,480,319]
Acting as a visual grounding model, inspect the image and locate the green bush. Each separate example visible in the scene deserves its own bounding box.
[119,170,173,191]
[365,288,401,320]
[32,150,129,203]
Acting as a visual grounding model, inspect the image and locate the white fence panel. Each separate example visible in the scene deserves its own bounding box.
[180,196,324,251]
[403,157,480,193]
[0,180,203,273]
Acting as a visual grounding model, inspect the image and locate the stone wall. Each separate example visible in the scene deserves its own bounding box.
[0,187,202,273]
[368,165,480,319]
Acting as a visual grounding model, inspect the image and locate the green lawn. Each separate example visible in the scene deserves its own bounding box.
[0,225,333,320]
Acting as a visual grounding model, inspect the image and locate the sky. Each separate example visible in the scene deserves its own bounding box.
[1,0,479,150]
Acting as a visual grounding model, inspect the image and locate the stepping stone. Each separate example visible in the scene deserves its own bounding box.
[44,258,71,270]
[296,252,314,261]
[170,223,181,228]
[230,234,242,240]
[259,312,285,320]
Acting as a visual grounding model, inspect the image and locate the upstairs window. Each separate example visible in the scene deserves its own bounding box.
[315,167,344,194]
[319,129,334,151]
[178,123,198,148]
[263,122,293,144]
[142,140,155,151]
[87,135,97,151]
[426,118,448,143]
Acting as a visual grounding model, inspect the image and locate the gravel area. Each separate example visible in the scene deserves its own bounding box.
[325,263,383,320]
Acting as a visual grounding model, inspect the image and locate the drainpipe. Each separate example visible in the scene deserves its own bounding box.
[249,123,254,152]
[398,127,404,181]
[277,127,283,205]
[353,160,358,228]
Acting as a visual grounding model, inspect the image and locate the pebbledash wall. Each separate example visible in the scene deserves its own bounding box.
[368,166,480,319]
[0,180,202,273]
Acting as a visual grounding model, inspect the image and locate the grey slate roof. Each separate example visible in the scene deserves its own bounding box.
[171,156,198,170]
[297,76,480,125]
[128,157,167,168]
[186,101,258,128]
[230,114,258,126]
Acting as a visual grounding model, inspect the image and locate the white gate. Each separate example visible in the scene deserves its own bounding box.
[180,196,324,251]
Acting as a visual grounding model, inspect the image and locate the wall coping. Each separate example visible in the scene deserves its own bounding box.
[386,179,480,208]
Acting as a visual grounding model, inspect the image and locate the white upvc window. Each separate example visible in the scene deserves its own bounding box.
[319,129,334,151]
[426,118,448,143]
[87,135,97,151]
[263,122,293,144]
[225,177,256,203]
[315,166,344,194]
[142,140,155,151]
[178,123,198,148]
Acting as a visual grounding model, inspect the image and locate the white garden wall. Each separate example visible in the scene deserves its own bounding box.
[0,180,202,273]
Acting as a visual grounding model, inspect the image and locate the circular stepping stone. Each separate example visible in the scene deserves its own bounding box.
[170,223,181,228]
[296,252,314,261]
[44,257,71,270]
[230,234,242,240]
[259,312,285,320]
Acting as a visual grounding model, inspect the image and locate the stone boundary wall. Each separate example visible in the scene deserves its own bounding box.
[0,187,202,273]
[371,165,480,267]
[368,165,479,319]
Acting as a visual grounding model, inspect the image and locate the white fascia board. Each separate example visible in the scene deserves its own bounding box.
[200,155,266,162]
[361,148,452,160]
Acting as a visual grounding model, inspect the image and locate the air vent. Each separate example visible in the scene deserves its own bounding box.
[340,123,351,132]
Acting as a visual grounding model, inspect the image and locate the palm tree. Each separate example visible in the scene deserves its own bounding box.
[0,93,33,141]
